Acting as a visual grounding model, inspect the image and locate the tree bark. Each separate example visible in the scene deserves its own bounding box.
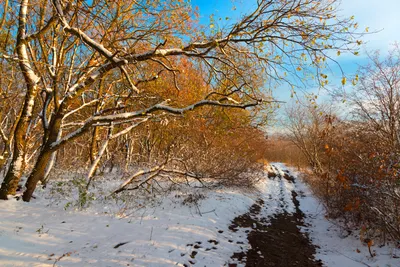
[86,126,112,189]
[0,91,37,199]
[41,150,58,185]
[0,0,39,200]
[89,78,104,164]
[89,127,99,164]
[22,147,53,201]
[22,112,63,201]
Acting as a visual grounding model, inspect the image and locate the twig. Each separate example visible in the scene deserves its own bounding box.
[53,252,72,267]
[333,250,372,267]
[200,209,216,215]
[140,209,146,225]
[113,241,130,249]
[195,202,202,217]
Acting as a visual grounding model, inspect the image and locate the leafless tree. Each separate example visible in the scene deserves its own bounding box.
[350,47,400,150]
[285,100,336,174]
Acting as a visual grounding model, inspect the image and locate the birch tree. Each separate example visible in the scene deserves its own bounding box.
[0,0,41,198]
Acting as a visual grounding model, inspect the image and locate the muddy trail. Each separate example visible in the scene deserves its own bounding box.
[230,167,323,267]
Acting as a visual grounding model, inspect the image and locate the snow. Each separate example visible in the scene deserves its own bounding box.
[11,155,24,175]
[0,178,264,266]
[1,164,398,266]
[277,163,400,267]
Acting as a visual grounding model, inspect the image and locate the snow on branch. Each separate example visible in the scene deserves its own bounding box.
[112,163,167,195]
[49,98,263,152]
[95,99,262,122]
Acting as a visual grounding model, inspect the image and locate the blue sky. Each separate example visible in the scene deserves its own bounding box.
[191,0,400,103]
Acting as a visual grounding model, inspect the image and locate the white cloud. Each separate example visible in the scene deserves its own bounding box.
[339,0,400,52]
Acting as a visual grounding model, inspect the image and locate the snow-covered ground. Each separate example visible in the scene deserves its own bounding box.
[0,164,398,266]
[0,172,284,267]
[276,163,400,267]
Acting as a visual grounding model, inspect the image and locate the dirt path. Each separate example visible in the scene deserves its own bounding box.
[230,168,323,267]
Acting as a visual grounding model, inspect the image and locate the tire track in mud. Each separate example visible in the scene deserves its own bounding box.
[229,167,323,267]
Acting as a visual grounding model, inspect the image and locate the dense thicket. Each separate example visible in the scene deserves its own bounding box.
[285,48,400,242]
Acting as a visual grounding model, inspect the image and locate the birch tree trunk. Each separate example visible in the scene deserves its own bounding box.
[0,0,39,199]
